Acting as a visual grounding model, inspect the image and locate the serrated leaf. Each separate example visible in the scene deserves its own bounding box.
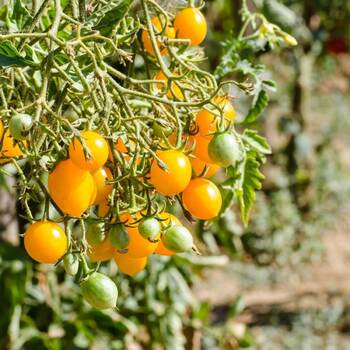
[235,153,265,225]
[242,129,271,154]
[242,89,269,124]
[0,41,34,67]
[87,0,133,36]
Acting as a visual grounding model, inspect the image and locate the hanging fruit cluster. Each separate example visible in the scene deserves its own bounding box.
[0,0,296,309]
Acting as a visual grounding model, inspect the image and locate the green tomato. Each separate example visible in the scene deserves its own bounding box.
[63,253,79,276]
[163,225,193,253]
[80,272,118,309]
[9,113,33,140]
[86,222,106,247]
[63,107,79,122]
[109,224,130,250]
[208,132,240,167]
[138,217,161,240]
[152,121,173,137]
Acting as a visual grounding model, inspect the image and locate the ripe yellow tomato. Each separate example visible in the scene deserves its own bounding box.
[122,213,159,258]
[182,178,222,220]
[142,17,175,55]
[114,253,148,276]
[69,131,109,171]
[48,159,97,217]
[92,167,113,205]
[191,134,214,164]
[24,221,67,264]
[196,97,236,137]
[190,156,219,178]
[174,7,207,46]
[154,71,184,100]
[154,212,181,256]
[150,150,192,196]
[88,238,115,262]
[0,121,23,162]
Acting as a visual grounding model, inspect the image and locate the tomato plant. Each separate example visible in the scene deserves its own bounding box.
[0,0,296,311]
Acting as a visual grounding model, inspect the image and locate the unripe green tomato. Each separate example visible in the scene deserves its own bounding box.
[163,225,193,253]
[152,121,173,137]
[9,113,33,140]
[109,224,130,250]
[86,222,106,246]
[80,272,118,309]
[138,217,161,240]
[63,107,79,122]
[63,253,79,276]
[208,133,240,167]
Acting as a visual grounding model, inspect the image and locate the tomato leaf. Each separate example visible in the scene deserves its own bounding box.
[11,0,31,30]
[0,41,34,67]
[87,0,133,35]
[242,129,271,155]
[234,153,265,225]
[242,89,269,124]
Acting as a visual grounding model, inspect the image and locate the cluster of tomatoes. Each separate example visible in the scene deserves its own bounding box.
[0,4,240,309]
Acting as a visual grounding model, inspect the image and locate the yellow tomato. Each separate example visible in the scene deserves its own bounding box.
[114,254,148,276]
[196,96,236,137]
[150,150,192,196]
[88,239,115,262]
[174,8,207,46]
[69,131,109,171]
[48,159,97,217]
[142,17,175,55]
[92,167,113,205]
[154,71,184,100]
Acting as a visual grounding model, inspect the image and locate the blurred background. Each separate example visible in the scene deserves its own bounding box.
[1,0,350,349]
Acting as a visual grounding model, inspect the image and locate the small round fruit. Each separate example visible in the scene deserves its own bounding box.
[92,167,113,205]
[63,253,79,276]
[122,213,159,258]
[154,71,183,100]
[0,121,23,160]
[182,178,222,220]
[88,239,115,262]
[196,97,235,137]
[142,16,175,55]
[86,222,106,246]
[174,7,207,46]
[80,272,118,309]
[48,159,97,217]
[208,133,240,167]
[69,131,109,171]
[24,221,67,264]
[163,225,193,253]
[153,121,173,137]
[155,213,181,256]
[114,254,148,277]
[190,157,219,178]
[109,224,130,250]
[63,107,79,122]
[138,217,161,241]
[150,150,192,196]
[9,113,33,140]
